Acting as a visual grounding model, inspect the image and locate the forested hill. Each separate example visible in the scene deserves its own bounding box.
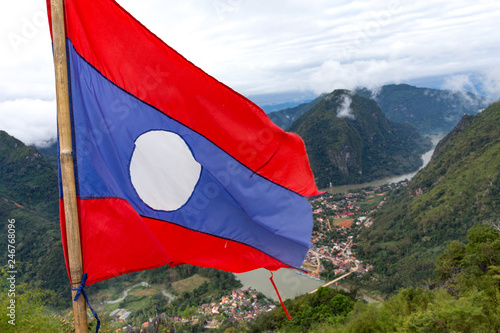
[287,90,432,188]
[0,131,69,303]
[357,101,500,293]
[0,131,58,217]
[356,84,492,135]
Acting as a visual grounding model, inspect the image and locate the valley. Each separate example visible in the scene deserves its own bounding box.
[0,87,498,332]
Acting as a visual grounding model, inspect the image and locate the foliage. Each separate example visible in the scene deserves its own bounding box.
[125,266,242,325]
[337,225,500,332]
[336,287,499,333]
[0,131,70,305]
[288,90,432,187]
[36,142,58,166]
[249,226,500,333]
[0,131,59,219]
[0,280,109,333]
[356,101,500,293]
[247,287,356,332]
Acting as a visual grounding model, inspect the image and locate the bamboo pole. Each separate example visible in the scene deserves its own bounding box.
[50,0,88,332]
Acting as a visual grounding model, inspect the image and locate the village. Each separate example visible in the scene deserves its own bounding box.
[114,287,277,331]
[114,181,409,331]
[195,288,277,329]
[303,181,409,282]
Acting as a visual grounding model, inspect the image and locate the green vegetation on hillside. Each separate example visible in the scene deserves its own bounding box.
[5,225,499,332]
[37,141,58,166]
[242,225,500,332]
[0,131,58,217]
[248,287,357,332]
[357,101,500,293]
[288,90,431,187]
[0,131,69,304]
[84,264,242,328]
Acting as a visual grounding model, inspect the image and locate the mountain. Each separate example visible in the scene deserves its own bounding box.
[259,100,314,113]
[357,101,500,293]
[247,90,317,114]
[0,131,58,215]
[37,141,58,166]
[0,131,69,304]
[287,90,432,188]
[356,84,492,135]
[267,95,324,129]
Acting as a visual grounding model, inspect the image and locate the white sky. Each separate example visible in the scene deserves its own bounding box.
[1,0,499,147]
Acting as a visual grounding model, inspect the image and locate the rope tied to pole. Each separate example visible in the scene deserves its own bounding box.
[72,273,100,332]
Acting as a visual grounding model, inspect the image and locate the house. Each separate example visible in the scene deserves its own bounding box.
[109,308,123,317]
[118,311,131,322]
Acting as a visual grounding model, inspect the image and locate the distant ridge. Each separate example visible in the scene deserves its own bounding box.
[288,90,432,187]
[356,84,492,135]
[267,84,492,136]
[267,94,325,129]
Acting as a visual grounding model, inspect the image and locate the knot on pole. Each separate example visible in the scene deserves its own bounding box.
[73,273,100,332]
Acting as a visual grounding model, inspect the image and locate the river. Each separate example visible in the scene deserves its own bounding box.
[235,268,324,301]
[235,135,443,300]
[327,135,442,194]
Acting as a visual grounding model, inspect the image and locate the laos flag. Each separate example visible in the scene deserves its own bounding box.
[47,0,322,285]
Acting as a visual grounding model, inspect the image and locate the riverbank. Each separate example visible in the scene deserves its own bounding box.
[325,135,443,194]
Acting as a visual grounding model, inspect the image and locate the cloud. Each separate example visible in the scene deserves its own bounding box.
[306,0,500,97]
[336,93,355,120]
[442,75,478,95]
[1,0,500,146]
[440,74,482,110]
[0,99,57,147]
[309,59,404,94]
[440,73,498,108]
[478,69,500,101]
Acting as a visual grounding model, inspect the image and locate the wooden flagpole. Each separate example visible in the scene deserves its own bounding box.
[50,0,89,332]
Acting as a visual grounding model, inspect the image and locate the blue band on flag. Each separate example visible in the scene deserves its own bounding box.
[66,40,312,268]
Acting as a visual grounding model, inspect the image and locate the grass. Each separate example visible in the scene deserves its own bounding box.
[171,274,210,293]
[96,284,163,314]
[129,286,160,297]
[333,219,354,228]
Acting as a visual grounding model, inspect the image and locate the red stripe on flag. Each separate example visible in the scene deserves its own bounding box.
[143,216,288,273]
[60,198,172,285]
[47,0,321,197]
[60,198,289,285]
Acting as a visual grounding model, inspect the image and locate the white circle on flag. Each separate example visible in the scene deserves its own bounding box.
[130,130,201,211]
